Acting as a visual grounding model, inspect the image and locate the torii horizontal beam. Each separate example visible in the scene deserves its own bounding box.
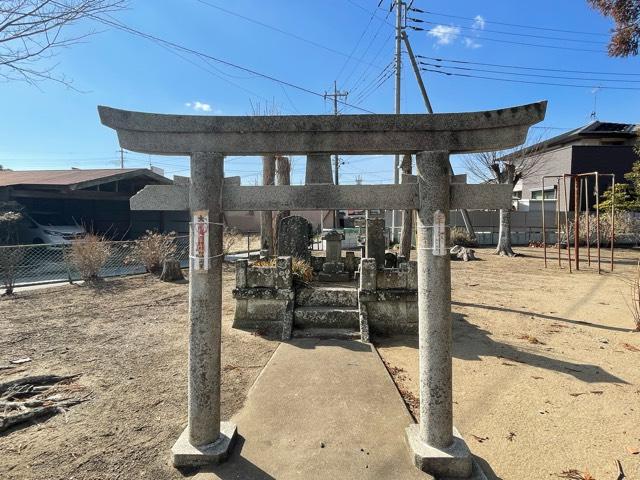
[130,183,514,211]
[98,102,546,156]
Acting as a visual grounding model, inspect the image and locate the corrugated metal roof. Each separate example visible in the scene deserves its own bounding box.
[0,169,166,188]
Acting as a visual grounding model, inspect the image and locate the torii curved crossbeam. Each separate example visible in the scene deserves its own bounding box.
[98,101,546,156]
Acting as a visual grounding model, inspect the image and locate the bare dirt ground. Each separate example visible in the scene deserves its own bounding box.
[377,247,640,480]
[2,246,640,480]
[0,264,278,480]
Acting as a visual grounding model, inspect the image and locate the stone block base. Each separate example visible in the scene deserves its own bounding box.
[405,424,475,478]
[318,271,350,282]
[171,422,237,467]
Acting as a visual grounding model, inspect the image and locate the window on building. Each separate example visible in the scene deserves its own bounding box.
[512,191,522,200]
[531,187,556,200]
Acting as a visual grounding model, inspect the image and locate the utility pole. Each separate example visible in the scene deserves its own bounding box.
[325,80,348,227]
[119,148,125,169]
[392,0,404,243]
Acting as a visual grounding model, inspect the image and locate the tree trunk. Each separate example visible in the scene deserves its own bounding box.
[273,156,291,253]
[260,155,276,256]
[399,154,413,258]
[495,208,517,256]
[493,163,517,257]
[159,257,184,282]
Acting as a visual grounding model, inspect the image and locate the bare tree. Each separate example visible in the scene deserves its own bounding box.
[464,138,546,257]
[273,155,291,253]
[0,0,124,86]
[399,153,413,258]
[588,0,640,56]
[250,100,281,257]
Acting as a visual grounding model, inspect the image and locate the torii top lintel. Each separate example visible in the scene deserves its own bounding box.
[98,101,546,156]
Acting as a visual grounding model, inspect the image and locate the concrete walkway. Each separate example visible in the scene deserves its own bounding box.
[195,338,433,480]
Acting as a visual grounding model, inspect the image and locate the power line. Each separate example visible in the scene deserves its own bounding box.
[417,19,607,46]
[92,14,376,114]
[336,1,380,82]
[419,9,609,37]
[195,0,387,72]
[421,66,640,91]
[419,61,640,84]
[418,55,640,77]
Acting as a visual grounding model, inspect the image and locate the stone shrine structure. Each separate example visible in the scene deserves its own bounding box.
[319,230,349,282]
[102,101,547,478]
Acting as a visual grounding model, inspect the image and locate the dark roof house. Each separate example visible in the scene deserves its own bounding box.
[0,168,176,238]
[505,121,639,211]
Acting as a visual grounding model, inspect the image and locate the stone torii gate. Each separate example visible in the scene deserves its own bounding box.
[99,101,546,478]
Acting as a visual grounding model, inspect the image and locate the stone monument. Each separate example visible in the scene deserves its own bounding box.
[276,215,311,262]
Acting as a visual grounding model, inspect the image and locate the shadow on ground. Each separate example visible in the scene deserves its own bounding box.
[375,312,627,384]
[184,436,276,480]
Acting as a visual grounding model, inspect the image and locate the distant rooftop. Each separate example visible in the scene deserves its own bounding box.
[0,168,171,189]
[500,120,638,160]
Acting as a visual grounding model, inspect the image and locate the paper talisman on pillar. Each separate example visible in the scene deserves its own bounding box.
[191,210,210,271]
[432,210,447,256]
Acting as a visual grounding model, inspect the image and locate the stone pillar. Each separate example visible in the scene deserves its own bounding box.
[172,152,236,467]
[405,150,473,478]
[365,218,386,268]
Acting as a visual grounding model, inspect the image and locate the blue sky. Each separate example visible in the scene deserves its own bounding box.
[1,0,639,184]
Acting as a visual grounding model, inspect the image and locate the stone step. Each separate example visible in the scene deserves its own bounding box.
[291,328,361,340]
[295,287,358,308]
[293,306,360,329]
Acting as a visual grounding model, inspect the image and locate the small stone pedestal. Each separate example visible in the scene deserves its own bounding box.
[405,425,480,478]
[171,422,237,467]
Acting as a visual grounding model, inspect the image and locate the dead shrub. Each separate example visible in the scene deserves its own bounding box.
[128,230,176,274]
[223,226,244,256]
[628,262,640,332]
[67,234,110,281]
[0,246,24,295]
[292,258,313,283]
[450,227,477,248]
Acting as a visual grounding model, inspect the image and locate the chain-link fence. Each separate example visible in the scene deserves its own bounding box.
[0,236,189,289]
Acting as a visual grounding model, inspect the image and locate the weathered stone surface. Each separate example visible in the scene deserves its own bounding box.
[359,258,377,291]
[305,153,333,184]
[235,260,248,288]
[344,251,357,276]
[376,269,408,290]
[366,219,386,268]
[323,230,342,263]
[130,182,514,212]
[415,150,454,451]
[171,422,237,467]
[276,216,311,261]
[295,286,358,308]
[405,424,474,478]
[293,306,359,329]
[246,267,277,289]
[98,102,547,155]
[187,152,224,449]
[222,184,418,211]
[275,256,293,289]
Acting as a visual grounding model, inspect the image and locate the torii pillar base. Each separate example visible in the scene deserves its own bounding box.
[405,424,484,479]
[171,422,237,467]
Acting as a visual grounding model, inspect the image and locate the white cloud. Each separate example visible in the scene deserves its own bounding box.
[185,101,213,112]
[472,15,485,30]
[464,37,482,49]
[427,25,461,45]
